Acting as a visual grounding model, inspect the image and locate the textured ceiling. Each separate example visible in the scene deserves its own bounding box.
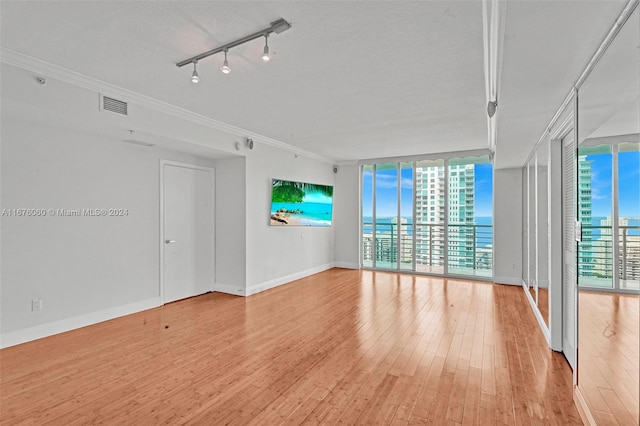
[496,0,628,168]
[0,1,487,161]
[0,1,631,167]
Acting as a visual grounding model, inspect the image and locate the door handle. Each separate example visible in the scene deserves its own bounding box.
[165,239,176,244]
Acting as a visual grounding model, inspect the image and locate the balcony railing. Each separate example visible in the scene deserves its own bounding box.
[620,225,640,283]
[578,224,640,290]
[362,222,493,276]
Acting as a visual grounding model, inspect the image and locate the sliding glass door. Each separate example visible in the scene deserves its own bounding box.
[362,165,374,268]
[447,157,493,277]
[576,142,640,291]
[374,163,398,269]
[361,155,493,278]
[415,159,446,274]
[399,162,414,271]
[618,143,639,289]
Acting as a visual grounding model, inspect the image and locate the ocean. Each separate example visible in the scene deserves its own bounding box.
[362,216,494,248]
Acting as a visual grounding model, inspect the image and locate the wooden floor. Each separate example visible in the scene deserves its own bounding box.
[0,269,582,425]
[578,291,639,425]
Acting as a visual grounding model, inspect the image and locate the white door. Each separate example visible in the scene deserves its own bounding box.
[162,162,214,303]
[561,134,576,369]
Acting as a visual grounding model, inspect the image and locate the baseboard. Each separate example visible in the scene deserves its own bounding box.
[574,385,597,426]
[333,262,360,269]
[212,282,246,296]
[246,262,335,296]
[493,275,523,285]
[0,297,162,349]
[522,281,551,346]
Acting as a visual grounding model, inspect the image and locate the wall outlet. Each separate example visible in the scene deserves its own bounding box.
[31,298,43,311]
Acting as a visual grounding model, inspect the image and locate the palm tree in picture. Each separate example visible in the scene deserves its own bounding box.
[272,179,333,203]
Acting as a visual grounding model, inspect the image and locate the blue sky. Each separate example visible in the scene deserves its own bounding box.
[474,164,493,217]
[362,152,637,221]
[362,163,494,219]
[304,192,333,204]
[587,151,639,218]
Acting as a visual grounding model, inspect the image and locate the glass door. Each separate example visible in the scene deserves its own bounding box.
[415,159,446,274]
[617,142,640,290]
[447,156,493,278]
[360,155,493,278]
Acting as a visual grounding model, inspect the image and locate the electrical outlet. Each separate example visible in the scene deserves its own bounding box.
[31,298,42,311]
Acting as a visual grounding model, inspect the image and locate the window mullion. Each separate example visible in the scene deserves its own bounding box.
[612,144,620,289]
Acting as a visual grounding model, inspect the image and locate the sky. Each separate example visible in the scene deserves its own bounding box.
[587,151,639,218]
[303,192,333,204]
[362,150,638,222]
[362,163,494,220]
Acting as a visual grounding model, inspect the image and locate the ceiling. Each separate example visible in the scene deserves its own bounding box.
[0,1,630,168]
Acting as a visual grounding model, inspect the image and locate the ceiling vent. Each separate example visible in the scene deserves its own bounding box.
[101,95,128,116]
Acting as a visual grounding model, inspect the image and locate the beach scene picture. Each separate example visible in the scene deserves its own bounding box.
[270,179,333,227]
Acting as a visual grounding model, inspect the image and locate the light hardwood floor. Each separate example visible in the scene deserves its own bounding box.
[1,269,582,425]
[578,290,639,425]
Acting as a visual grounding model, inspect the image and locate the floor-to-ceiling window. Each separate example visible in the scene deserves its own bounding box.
[374,163,398,269]
[362,165,374,268]
[577,142,639,291]
[617,143,640,289]
[415,159,446,274]
[447,157,493,277]
[399,162,414,271]
[361,155,493,278]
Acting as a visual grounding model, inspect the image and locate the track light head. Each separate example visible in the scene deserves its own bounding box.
[487,100,497,118]
[262,35,271,61]
[221,50,231,74]
[191,61,200,84]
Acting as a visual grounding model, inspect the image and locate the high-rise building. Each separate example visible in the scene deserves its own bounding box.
[577,155,594,278]
[415,163,475,270]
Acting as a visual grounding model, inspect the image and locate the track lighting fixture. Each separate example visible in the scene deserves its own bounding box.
[191,61,200,84]
[221,49,231,74]
[176,18,291,82]
[262,34,271,62]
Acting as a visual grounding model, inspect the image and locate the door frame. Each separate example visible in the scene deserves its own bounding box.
[159,159,215,304]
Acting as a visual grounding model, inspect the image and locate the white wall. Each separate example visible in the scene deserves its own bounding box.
[0,117,223,346]
[493,168,523,284]
[244,143,335,295]
[333,164,360,268]
[212,156,246,295]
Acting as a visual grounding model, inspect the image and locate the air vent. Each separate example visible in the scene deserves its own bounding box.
[101,95,128,116]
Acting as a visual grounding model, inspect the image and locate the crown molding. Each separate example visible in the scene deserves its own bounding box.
[0,47,333,164]
[335,160,359,166]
